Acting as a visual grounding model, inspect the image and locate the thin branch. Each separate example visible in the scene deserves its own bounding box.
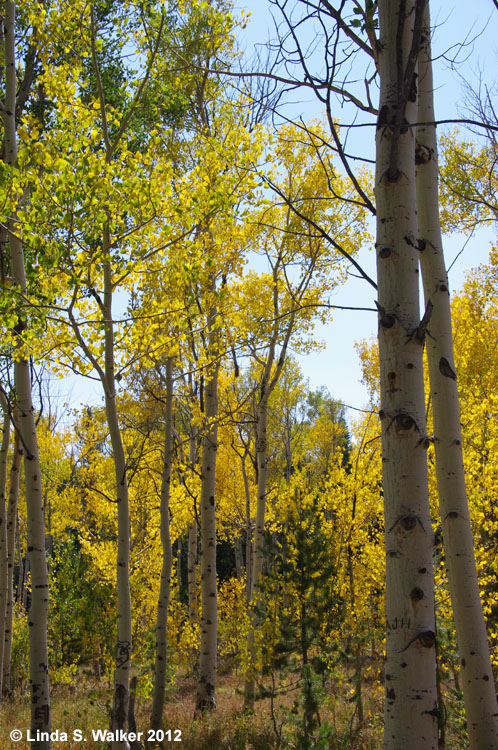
[90,5,112,158]
[111,13,165,152]
[262,175,378,290]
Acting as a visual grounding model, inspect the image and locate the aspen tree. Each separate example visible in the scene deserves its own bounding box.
[1,3,51,744]
[100,234,133,746]
[243,268,296,710]
[228,388,255,601]
[269,3,496,742]
[241,451,253,601]
[44,8,171,741]
[242,121,367,709]
[416,7,498,746]
[376,1,438,747]
[2,432,21,696]
[174,385,199,625]
[0,396,10,699]
[187,520,198,624]
[195,296,220,713]
[149,358,174,735]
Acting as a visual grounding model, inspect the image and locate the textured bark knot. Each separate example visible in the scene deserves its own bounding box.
[418,630,436,648]
[410,586,424,601]
[400,515,417,531]
[439,356,456,380]
[394,413,417,431]
[405,234,428,253]
[417,436,431,449]
[424,705,440,718]
[412,300,434,345]
[375,302,396,329]
[415,141,433,164]
[379,247,392,258]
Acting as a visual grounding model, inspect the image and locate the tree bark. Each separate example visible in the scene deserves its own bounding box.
[416,8,498,747]
[376,2,438,747]
[16,518,24,606]
[176,537,182,602]
[240,451,253,601]
[2,2,51,743]
[186,422,199,625]
[187,521,198,624]
[150,358,174,734]
[234,535,243,581]
[244,399,269,709]
[101,252,133,749]
[195,309,220,714]
[3,433,22,696]
[0,397,11,698]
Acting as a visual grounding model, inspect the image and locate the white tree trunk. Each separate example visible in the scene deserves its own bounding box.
[239,450,252,601]
[186,424,199,625]
[234,535,243,580]
[416,8,498,747]
[376,2,438,747]
[0,399,11,698]
[2,2,51,743]
[176,537,182,602]
[101,256,132,749]
[244,397,269,709]
[2,433,21,696]
[195,312,220,713]
[150,358,174,733]
[187,520,198,624]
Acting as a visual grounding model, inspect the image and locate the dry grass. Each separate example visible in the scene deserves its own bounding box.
[0,668,467,749]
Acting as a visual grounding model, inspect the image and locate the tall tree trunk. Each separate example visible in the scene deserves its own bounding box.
[16,518,24,605]
[176,537,182,602]
[244,399,269,709]
[234,535,243,581]
[243,260,296,710]
[150,358,174,734]
[348,547,364,727]
[0,397,11,699]
[101,252,132,749]
[376,2,438,747]
[244,341,294,708]
[240,451,252,601]
[2,2,51,743]
[186,423,199,625]
[3,433,21,696]
[195,312,220,714]
[187,520,198,624]
[416,8,498,747]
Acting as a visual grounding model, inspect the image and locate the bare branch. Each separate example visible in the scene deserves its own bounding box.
[263,175,377,290]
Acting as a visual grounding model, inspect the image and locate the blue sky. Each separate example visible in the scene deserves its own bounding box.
[237,0,498,413]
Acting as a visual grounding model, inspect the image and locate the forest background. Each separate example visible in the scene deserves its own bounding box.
[2,1,498,749]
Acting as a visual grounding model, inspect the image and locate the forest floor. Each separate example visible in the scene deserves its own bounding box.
[0,668,466,749]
